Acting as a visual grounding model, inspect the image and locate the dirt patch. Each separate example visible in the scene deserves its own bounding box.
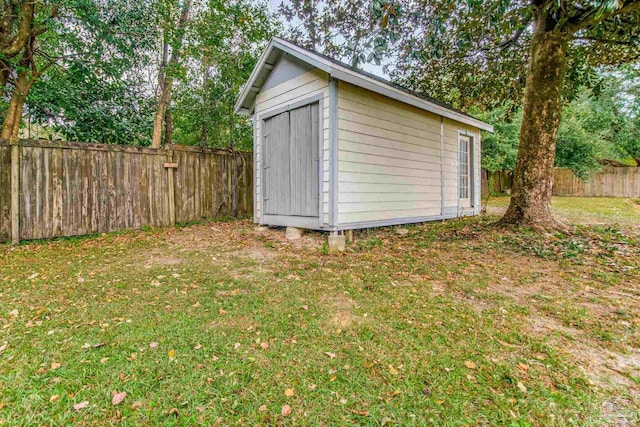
[321,294,362,330]
[146,255,182,266]
[528,314,640,390]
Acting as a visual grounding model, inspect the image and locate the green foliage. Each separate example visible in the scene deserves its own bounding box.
[475,105,521,172]
[480,67,640,177]
[14,0,159,144]
[8,0,277,149]
[170,0,277,150]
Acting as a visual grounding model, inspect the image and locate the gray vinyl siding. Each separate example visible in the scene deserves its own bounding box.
[254,68,330,226]
[336,81,481,225]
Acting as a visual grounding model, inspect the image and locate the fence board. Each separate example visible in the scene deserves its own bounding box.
[0,143,10,242]
[483,166,640,198]
[0,140,253,243]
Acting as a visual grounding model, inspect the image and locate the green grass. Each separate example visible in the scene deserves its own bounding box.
[1,200,639,425]
[486,196,640,226]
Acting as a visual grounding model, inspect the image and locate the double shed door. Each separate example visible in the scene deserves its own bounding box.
[263,102,320,218]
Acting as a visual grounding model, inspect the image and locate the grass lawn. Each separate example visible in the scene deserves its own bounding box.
[486,196,640,226]
[1,198,639,426]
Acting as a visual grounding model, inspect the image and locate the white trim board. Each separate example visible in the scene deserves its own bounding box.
[236,37,494,132]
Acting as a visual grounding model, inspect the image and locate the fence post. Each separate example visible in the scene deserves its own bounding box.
[10,139,19,244]
[164,149,177,226]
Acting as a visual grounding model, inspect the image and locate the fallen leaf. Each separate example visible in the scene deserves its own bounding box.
[196,406,206,413]
[517,362,529,372]
[149,342,158,349]
[27,273,39,280]
[131,401,144,410]
[260,342,269,350]
[517,381,527,393]
[300,305,308,310]
[284,388,295,397]
[388,365,399,375]
[49,395,59,403]
[194,344,202,350]
[258,404,267,412]
[112,392,127,405]
[168,407,180,416]
[352,409,369,416]
[464,360,477,369]
[281,404,292,416]
[218,308,227,315]
[324,351,336,359]
[308,384,317,390]
[100,357,109,364]
[73,401,89,411]
[0,342,7,353]
[50,362,61,370]
[9,309,18,317]
[81,342,105,350]
[77,277,85,283]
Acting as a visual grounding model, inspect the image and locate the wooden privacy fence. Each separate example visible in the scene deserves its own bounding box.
[483,166,640,198]
[553,167,640,197]
[0,139,253,244]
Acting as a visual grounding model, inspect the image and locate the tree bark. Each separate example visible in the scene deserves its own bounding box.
[150,0,191,148]
[164,107,173,146]
[1,68,32,139]
[500,21,568,230]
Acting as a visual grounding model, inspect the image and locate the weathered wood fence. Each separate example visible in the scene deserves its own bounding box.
[0,139,253,244]
[483,166,640,198]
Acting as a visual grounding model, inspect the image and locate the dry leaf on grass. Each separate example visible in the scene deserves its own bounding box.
[50,362,61,370]
[281,404,292,416]
[258,404,267,412]
[49,395,59,403]
[464,360,477,369]
[73,401,89,411]
[112,392,126,405]
[284,388,295,397]
[260,342,269,350]
[324,351,336,359]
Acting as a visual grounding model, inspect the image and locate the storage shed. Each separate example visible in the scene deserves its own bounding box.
[235,37,493,235]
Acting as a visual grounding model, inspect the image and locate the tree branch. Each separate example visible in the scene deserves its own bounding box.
[572,36,638,46]
[2,0,34,58]
[562,0,640,34]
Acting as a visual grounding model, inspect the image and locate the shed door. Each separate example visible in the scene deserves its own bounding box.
[263,102,319,218]
[458,135,472,208]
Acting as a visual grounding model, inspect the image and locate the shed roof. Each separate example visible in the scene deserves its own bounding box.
[235,37,494,132]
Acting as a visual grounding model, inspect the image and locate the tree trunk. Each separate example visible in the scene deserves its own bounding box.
[164,107,173,146]
[500,24,568,230]
[150,0,192,148]
[1,69,31,139]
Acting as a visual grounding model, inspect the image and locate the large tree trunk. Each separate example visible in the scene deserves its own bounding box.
[1,68,32,139]
[500,23,568,230]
